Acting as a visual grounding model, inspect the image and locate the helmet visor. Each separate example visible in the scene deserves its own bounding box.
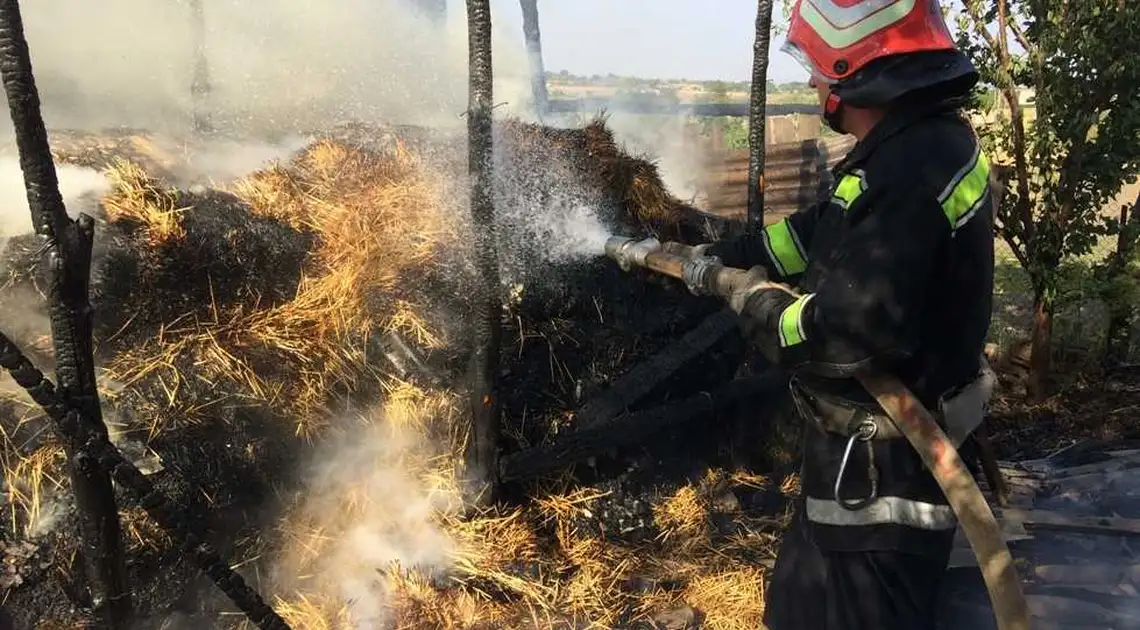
[781,40,837,85]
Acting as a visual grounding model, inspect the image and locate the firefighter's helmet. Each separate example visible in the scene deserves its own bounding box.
[782,0,978,110]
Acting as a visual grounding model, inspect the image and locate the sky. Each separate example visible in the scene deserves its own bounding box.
[479,0,809,83]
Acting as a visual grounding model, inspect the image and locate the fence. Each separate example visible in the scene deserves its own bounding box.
[694,134,856,223]
[547,99,819,118]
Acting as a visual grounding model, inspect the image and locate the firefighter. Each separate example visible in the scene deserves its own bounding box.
[683,1,996,628]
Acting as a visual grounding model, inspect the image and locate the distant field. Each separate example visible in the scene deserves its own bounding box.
[546,80,816,106]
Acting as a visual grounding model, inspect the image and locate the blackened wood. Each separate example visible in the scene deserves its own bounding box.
[573,308,739,429]
[500,372,784,482]
[463,0,504,507]
[746,0,775,231]
[0,0,129,624]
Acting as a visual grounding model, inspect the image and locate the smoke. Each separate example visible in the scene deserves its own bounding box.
[0,157,110,237]
[268,407,462,629]
[17,0,534,137]
[162,135,314,186]
[602,112,705,204]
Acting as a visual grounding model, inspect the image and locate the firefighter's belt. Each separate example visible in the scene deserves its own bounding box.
[792,359,996,448]
[793,387,904,441]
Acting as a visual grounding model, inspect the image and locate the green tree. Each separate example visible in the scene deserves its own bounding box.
[957,0,1140,399]
[706,80,732,102]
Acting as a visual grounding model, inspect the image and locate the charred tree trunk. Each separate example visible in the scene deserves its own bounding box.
[519,0,549,117]
[464,0,503,507]
[189,0,211,134]
[746,0,774,232]
[1028,290,1053,402]
[0,0,130,624]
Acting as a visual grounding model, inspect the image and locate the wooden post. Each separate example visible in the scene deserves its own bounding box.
[463,0,503,507]
[0,0,130,624]
[519,0,549,118]
[189,0,211,134]
[746,0,775,233]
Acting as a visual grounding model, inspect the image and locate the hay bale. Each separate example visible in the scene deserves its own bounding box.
[95,160,315,350]
[495,116,698,242]
[0,121,767,629]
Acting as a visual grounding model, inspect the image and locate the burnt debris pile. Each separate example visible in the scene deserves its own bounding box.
[0,119,791,629]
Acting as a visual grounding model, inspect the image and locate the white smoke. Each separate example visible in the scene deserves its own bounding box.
[0,157,110,237]
[17,0,534,136]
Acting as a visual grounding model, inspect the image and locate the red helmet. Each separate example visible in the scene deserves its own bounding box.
[782,0,958,85]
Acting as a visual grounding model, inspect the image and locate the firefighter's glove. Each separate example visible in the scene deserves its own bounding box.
[681,253,723,296]
[727,266,775,313]
[732,278,803,364]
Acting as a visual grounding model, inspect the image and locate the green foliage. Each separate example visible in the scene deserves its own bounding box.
[722,117,750,149]
[957,1,1140,303]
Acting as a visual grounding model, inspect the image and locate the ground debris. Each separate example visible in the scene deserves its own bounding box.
[0,541,38,590]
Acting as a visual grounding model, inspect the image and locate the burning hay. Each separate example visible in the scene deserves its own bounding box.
[0,118,783,629]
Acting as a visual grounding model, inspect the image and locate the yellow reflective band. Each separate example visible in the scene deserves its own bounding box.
[831,171,867,210]
[778,293,815,348]
[940,149,992,230]
[762,219,809,277]
[800,0,918,50]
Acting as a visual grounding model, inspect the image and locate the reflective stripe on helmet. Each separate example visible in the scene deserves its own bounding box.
[831,170,867,210]
[781,40,837,84]
[762,218,810,277]
[806,495,958,530]
[938,145,992,231]
[800,0,919,49]
[778,293,816,347]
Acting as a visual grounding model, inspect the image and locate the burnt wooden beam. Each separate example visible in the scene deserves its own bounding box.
[0,0,130,622]
[518,0,548,117]
[572,308,739,429]
[189,0,210,134]
[997,507,1140,538]
[500,371,784,482]
[746,0,774,231]
[463,0,503,507]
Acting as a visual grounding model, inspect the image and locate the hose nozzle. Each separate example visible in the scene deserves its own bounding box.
[604,235,661,272]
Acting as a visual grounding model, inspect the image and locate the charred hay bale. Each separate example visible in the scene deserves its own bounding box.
[496,116,701,242]
[95,160,315,350]
[98,138,461,439]
[491,117,711,323]
[0,161,314,354]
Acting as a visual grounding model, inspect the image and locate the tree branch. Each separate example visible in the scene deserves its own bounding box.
[968,0,1036,250]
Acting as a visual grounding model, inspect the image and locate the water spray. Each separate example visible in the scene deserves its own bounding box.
[603,236,1032,630]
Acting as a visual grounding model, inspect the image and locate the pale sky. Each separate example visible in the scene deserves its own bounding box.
[482,0,809,83]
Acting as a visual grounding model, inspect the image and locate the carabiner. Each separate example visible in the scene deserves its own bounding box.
[833,418,879,511]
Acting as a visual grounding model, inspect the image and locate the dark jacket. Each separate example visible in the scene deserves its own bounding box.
[706,99,995,553]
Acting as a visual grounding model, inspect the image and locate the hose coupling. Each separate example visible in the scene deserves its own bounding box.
[604,236,661,272]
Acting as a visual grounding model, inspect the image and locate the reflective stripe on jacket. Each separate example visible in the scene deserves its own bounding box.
[707,99,996,553]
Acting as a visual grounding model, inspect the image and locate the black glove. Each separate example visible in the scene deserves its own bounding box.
[734,282,804,366]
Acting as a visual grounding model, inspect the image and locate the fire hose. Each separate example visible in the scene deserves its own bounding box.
[604,235,1031,630]
[0,331,291,630]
